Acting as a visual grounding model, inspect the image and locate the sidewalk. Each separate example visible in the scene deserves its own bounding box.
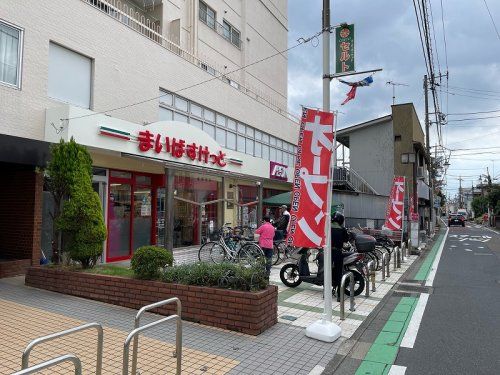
[323,227,446,374]
[0,248,419,374]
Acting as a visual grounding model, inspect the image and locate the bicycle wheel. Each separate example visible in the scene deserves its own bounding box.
[277,241,290,262]
[209,243,226,264]
[238,243,264,266]
[198,241,215,262]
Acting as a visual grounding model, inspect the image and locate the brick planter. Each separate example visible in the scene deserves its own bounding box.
[25,267,277,335]
[0,259,32,278]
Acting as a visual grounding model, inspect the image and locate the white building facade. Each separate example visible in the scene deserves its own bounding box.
[0,0,296,266]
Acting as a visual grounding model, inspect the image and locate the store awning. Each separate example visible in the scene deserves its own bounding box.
[263,191,344,210]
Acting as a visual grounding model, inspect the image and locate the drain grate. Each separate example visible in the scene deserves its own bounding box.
[396,284,433,294]
[281,315,298,321]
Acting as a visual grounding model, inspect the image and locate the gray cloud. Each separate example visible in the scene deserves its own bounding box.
[287,0,500,197]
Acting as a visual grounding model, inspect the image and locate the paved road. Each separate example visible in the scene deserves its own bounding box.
[396,224,500,374]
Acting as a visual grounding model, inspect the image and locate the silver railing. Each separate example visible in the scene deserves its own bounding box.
[333,167,378,194]
[13,355,82,375]
[339,272,356,320]
[128,298,182,375]
[21,323,103,374]
[81,0,294,122]
[364,261,374,298]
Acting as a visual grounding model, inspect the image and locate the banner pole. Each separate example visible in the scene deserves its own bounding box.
[323,111,337,322]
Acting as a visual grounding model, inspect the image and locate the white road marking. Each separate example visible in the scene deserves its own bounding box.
[308,365,325,375]
[450,245,457,248]
[400,293,430,348]
[388,365,407,375]
[425,227,450,287]
[474,253,493,256]
[465,249,472,252]
[478,246,484,249]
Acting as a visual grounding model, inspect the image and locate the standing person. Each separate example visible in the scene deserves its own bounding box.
[331,212,349,301]
[255,216,275,277]
[273,205,291,240]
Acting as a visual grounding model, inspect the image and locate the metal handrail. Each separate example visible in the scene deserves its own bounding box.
[131,298,182,375]
[21,323,103,374]
[333,166,378,194]
[13,354,82,375]
[123,315,182,375]
[381,252,390,281]
[340,272,356,320]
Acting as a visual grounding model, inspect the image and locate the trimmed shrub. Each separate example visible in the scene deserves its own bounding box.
[161,261,268,291]
[131,246,174,280]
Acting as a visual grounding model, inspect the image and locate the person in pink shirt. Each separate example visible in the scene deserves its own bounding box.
[255,216,275,277]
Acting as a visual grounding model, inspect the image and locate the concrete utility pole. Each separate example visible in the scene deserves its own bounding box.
[458,176,463,209]
[424,75,433,233]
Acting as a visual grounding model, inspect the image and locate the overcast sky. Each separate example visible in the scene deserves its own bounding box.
[287,0,500,198]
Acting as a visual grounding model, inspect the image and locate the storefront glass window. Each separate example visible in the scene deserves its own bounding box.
[173,172,221,247]
[111,170,131,179]
[238,185,258,228]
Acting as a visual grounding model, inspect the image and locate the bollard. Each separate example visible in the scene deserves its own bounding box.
[397,246,401,268]
[340,272,356,320]
[401,243,406,263]
[364,262,372,298]
[381,252,387,281]
[393,246,401,270]
[370,263,376,292]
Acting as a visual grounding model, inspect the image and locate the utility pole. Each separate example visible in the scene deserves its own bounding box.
[424,75,433,233]
[458,176,463,209]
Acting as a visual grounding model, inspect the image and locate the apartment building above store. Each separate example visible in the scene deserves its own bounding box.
[0,0,296,144]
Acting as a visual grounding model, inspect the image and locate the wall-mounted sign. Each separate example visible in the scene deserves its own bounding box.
[99,126,235,168]
[270,161,288,181]
[335,24,355,73]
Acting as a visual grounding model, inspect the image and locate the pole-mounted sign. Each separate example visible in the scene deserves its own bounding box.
[335,24,355,73]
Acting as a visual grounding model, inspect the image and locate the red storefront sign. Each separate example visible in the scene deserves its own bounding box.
[384,176,406,230]
[409,196,419,222]
[288,108,334,247]
[270,161,288,181]
[137,130,227,167]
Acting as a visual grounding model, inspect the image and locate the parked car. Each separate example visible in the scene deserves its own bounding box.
[448,214,465,227]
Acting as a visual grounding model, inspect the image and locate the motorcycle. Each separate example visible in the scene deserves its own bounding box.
[279,232,377,297]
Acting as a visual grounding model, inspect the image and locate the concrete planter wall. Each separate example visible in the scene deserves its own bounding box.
[25,267,278,335]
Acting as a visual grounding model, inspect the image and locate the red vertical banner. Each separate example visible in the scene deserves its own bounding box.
[383,176,406,230]
[288,108,334,248]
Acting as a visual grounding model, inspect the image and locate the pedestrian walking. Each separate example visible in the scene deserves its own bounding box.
[255,216,275,277]
[273,205,291,240]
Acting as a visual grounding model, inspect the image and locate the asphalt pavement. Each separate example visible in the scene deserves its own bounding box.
[395,223,500,374]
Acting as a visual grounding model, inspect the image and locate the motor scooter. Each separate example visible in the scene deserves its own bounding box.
[279,247,366,296]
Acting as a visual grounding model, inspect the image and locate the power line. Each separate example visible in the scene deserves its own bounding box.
[413,0,431,77]
[62,29,324,122]
[447,85,500,95]
[437,89,500,101]
[446,114,500,122]
[482,0,500,40]
[446,129,500,145]
[439,0,449,72]
[447,109,500,115]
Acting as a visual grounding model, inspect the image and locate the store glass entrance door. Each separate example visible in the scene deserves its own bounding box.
[108,182,132,261]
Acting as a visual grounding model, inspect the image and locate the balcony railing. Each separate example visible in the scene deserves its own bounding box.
[333,166,378,195]
[81,0,294,122]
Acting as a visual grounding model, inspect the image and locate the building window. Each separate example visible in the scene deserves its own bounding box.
[237,135,245,152]
[199,1,216,29]
[226,132,236,150]
[394,135,402,142]
[0,20,23,88]
[48,42,92,108]
[216,127,226,146]
[222,20,241,48]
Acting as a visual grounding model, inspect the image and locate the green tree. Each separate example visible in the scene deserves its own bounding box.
[46,138,93,263]
[471,196,488,217]
[487,186,500,215]
[57,144,106,268]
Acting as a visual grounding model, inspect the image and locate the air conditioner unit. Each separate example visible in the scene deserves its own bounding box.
[417,166,425,179]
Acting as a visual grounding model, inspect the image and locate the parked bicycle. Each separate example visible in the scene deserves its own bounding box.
[198,224,263,266]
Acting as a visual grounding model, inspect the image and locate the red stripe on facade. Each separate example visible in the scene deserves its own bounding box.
[99,131,130,141]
